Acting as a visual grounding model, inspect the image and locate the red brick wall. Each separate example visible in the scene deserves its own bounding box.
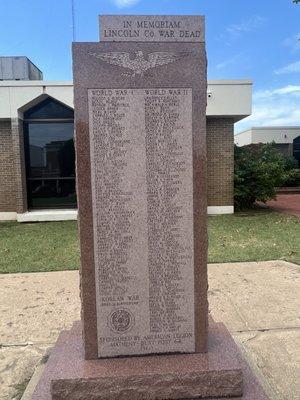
[207,118,234,207]
[11,118,27,213]
[0,120,16,211]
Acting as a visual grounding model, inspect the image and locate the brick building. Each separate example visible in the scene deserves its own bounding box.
[0,58,252,221]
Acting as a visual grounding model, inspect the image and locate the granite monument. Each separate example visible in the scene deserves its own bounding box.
[76,15,208,360]
[32,15,268,400]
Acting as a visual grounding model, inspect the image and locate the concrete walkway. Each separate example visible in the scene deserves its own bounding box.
[267,194,300,217]
[0,260,299,400]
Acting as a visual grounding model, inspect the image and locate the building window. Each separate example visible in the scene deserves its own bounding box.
[24,98,76,209]
[293,136,300,167]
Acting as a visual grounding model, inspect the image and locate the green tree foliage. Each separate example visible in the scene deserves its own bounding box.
[282,156,300,186]
[282,168,300,186]
[234,143,286,209]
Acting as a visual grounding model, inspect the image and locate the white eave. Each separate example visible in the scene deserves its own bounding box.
[207,79,252,122]
[0,79,252,122]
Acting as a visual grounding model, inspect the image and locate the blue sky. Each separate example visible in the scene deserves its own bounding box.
[0,0,299,132]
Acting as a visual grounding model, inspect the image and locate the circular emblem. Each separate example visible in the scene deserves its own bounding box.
[108,309,135,334]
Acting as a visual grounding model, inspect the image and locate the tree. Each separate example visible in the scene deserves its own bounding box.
[293,0,300,3]
[234,143,286,209]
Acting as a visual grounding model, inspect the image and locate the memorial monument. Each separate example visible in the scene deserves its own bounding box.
[32,15,268,399]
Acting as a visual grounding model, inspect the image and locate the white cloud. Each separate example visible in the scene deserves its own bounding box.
[282,33,300,52]
[275,60,300,74]
[113,0,140,8]
[218,15,266,46]
[273,85,300,95]
[215,53,245,70]
[235,85,300,132]
[226,15,266,37]
[254,85,300,99]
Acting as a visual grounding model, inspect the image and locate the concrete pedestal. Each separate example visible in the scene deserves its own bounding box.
[32,321,268,399]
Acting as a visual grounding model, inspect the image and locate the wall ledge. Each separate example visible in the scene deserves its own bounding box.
[0,212,17,221]
[207,206,234,215]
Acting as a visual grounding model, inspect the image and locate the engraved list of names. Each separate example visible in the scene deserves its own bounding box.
[88,88,195,357]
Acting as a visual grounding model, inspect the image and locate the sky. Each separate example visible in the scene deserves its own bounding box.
[0,0,299,132]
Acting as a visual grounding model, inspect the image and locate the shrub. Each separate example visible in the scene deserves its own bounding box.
[234,143,285,209]
[281,155,300,187]
[283,155,298,171]
[282,168,300,187]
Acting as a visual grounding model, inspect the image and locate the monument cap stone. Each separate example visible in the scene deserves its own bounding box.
[100,15,205,42]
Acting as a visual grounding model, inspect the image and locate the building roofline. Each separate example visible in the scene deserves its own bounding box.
[234,130,250,136]
[251,126,300,130]
[0,79,252,88]
[0,56,29,59]
[208,79,252,85]
[0,80,73,87]
[235,126,300,135]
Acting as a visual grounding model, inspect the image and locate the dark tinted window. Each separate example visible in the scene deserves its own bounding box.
[26,122,75,178]
[293,136,300,166]
[24,97,74,119]
[24,121,76,208]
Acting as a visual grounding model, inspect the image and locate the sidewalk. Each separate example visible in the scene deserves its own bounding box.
[0,260,299,400]
[267,194,300,217]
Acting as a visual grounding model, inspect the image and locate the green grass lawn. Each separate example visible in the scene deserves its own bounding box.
[208,210,299,264]
[0,221,79,273]
[0,210,299,273]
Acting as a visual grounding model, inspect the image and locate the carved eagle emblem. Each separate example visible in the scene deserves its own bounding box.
[89,50,188,76]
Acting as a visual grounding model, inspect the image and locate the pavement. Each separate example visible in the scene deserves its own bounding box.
[267,194,300,217]
[0,260,299,400]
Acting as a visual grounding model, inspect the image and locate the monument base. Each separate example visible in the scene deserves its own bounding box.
[32,321,268,400]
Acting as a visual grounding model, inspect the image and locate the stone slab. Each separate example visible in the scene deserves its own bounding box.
[26,330,290,400]
[21,362,46,400]
[208,260,300,332]
[0,344,50,400]
[2,261,298,347]
[1,261,299,399]
[235,329,300,400]
[73,40,208,359]
[100,15,205,42]
[1,261,298,346]
[0,271,80,345]
[32,321,261,400]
